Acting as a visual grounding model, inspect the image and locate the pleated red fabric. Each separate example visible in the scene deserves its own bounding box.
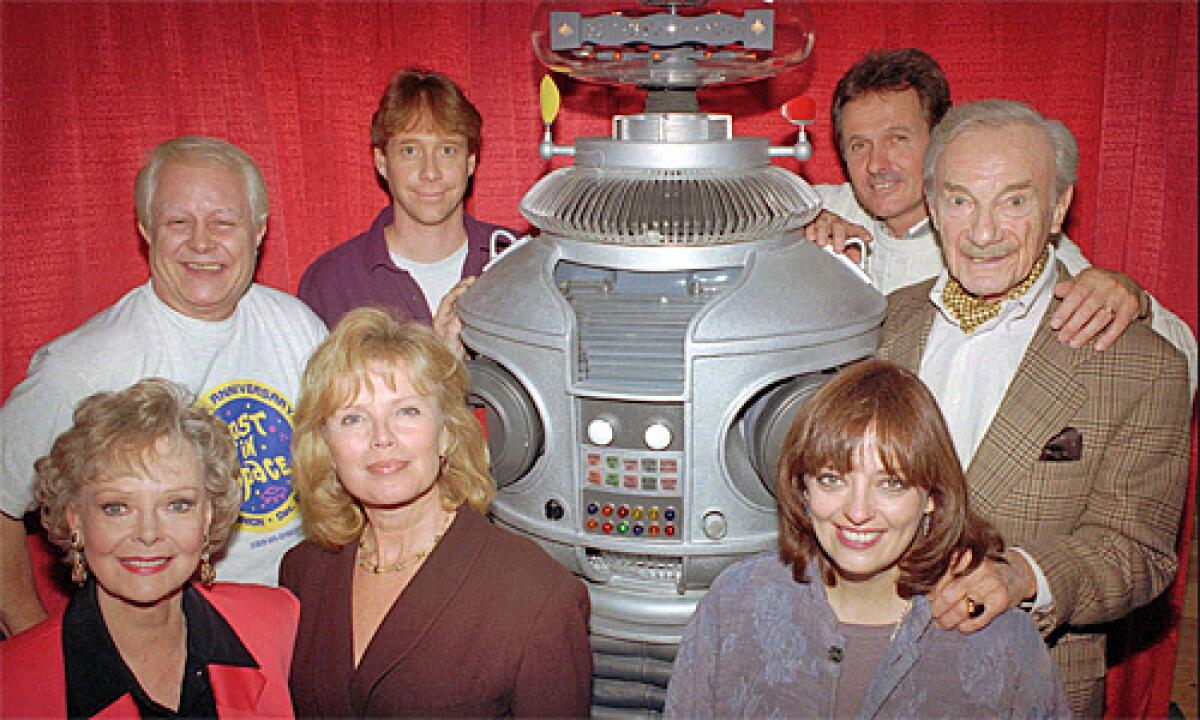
[2,3,1194,716]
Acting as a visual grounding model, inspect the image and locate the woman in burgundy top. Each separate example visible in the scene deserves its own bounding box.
[281,308,591,717]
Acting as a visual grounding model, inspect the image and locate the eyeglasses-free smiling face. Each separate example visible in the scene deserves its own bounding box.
[322,367,449,512]
[67,436,213,609]
[840,89,932,238]
[804,436,933,584]
[374,124,476,231]
[142,160,263,322]
[931,123,1071,302]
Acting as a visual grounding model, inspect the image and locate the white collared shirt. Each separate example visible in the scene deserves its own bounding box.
[812,183,944,295]
[919,247,1059,611]
[919,246,1058,466]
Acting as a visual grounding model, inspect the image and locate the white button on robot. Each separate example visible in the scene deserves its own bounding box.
[644,422,672,451]
[587,417,616,446]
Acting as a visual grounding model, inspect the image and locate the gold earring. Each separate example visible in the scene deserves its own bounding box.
[69,530,87,585]
[199,551,215,585]
[199,531,215,585]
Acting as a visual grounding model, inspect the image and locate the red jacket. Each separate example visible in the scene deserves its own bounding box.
[0,583,298,718]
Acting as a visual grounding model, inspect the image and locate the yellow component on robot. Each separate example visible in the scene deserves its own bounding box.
[540,75,561,126]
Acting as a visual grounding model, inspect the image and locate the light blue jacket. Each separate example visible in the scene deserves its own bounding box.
[665,554,1071,719]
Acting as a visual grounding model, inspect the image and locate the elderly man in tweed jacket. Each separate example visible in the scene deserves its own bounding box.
[877,99,1190,717]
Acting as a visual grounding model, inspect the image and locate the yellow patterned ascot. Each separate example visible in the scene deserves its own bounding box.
[941,249,1049,334]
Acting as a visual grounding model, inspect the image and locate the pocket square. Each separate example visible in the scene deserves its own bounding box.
[1040,427,1082,462]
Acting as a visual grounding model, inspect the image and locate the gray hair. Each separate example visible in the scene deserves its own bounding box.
[134,135,269,232]
[923,99,1078,201]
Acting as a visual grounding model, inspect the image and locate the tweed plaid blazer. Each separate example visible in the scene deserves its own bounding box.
[878,265,1192,694]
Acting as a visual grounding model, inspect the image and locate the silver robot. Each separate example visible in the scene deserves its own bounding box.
[458,2,885,714]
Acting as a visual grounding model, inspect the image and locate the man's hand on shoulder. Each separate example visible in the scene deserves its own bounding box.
[803,210,873,264]
[930,549,1037,634]
[1051,268,1145,351]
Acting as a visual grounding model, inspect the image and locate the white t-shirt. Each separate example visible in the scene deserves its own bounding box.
[0,282,328,585]
[390,242,469,317]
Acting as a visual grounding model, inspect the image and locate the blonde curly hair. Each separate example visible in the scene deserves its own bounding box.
[292,308,493,550]
[35,378,241,569]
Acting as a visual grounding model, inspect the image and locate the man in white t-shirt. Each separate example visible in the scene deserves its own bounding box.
[0,136,327,636]
[804,49,1196,392]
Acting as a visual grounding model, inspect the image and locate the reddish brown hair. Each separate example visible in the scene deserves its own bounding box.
[776,359,1002,597]
[370,68,482,155]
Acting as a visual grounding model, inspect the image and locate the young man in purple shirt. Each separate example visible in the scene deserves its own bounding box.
[299,69,516,347]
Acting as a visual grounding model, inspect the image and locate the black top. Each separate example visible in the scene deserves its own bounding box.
[63,580,257,718]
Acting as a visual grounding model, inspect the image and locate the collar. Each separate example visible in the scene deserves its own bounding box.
[364,205,493,272]
[145,280,241,335]
[64,580,257,718]
[875,215,931,243]
[900,215,931,240]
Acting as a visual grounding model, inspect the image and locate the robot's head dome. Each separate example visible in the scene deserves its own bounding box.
[532,0,814,88]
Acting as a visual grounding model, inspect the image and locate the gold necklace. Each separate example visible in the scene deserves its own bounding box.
[356,513,453,575]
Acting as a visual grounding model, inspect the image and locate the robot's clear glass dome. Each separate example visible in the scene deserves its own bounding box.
[531,0,814,88]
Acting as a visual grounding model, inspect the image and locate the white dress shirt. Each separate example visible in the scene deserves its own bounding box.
[919,248,1060,611]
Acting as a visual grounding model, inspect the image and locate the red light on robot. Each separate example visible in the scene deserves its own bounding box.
[781,96,817,125]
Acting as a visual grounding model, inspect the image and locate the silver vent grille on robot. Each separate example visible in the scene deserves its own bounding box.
[522,165,820,245]
[555,264,740,394]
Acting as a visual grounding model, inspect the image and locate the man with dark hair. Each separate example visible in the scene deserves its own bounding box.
[878,99,1190,716]
[806,49,1196,389]
[299,69,517,348]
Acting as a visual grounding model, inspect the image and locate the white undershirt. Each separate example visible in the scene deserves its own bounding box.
[390,242,468,317]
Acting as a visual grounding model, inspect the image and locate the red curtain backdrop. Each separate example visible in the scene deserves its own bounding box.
[2,2,1195,716]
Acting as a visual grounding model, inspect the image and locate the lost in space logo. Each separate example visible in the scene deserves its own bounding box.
[199,381,298,533]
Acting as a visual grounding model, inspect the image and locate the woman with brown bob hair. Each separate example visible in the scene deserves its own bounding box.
[0,378,297,717]
[280,308,591,717]
[666,360,1069,718]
